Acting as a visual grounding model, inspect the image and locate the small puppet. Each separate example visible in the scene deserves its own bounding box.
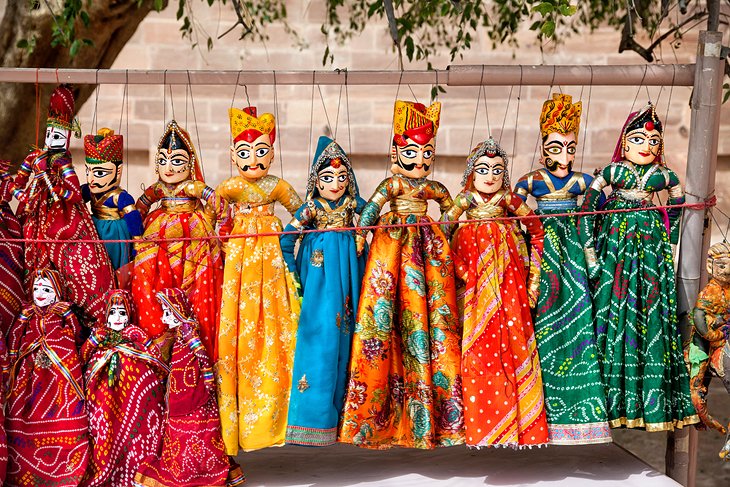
[6,269,90,486]
[687,241,730,460]
[131,120,224,361]
[280,135,367,446]
[441,137,548,448]
[340,100,464,450]
[10,85,115,328]
[82,128,143,273]
[80,289,168,486]
[0,158,24,334]
[215,106,303,453]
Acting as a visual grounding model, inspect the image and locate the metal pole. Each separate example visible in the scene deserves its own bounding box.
[0,65,695,86]
[671,30,725,487]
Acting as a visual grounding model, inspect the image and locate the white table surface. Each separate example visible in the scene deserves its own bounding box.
[236,442,680,487]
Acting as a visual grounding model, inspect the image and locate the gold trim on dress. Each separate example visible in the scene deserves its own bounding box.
[608,414,699,431]
[92,203,121,220]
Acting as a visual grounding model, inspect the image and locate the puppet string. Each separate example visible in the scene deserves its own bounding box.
[2,197,715,245]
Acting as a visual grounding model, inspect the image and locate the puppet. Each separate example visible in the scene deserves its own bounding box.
[0,159,24,333]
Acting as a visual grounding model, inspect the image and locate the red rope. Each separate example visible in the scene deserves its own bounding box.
[0,198,715,245]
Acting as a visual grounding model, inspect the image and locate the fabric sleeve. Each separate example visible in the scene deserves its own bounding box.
[358,178,393,237]
[186,180,224,224]
[280,201,316,274]
[439,191,468,239]
[578,166,611,278]
[666,168,684,245]
[118,190,144,238]
[513,174,530,201]
[53,156,83,204]
[506,191,544,304]
[430,181,454,215]
[136,183,161,221]
[274,179,304,216]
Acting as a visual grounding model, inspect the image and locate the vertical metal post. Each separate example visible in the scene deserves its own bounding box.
[670,30,725,486]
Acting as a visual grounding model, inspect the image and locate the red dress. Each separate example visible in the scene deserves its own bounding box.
[13,150,115,327]
[134,322,230,487]
[0,173,24,333]
[80,325,168,487]
[0,332,9,484]
[6,301,90,486]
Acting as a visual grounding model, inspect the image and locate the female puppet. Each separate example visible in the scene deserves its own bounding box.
[339,100,463,450]
[134,288,244,487]
[280,135,367,447]
[441,138,548,448]
[82,128,143,273]
[131,120,224,360]
[0,159,24,333]
[216,106,303,452]
[10,85,115,327]
[6,269,90,486]
[513,93,610,445]
[579,103,697,430]
[81,289,168,487]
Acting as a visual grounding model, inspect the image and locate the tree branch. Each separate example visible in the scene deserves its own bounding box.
[619,9,708,62]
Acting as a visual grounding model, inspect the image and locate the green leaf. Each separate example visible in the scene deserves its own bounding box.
[559,4,577,16]
[80,10,90,27]
[154,0,164,12]
[176,0,184,19]
[541,20,556,37]
[531,2,555,16]
[724,88,730,104]
[69,38,81,57]
[207,36,213,50]
[404,36,414,61]
[16,39,28,49]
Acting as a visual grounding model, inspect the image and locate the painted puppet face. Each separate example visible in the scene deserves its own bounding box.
[391,136,435,179]
[33,277,58,308]
[624,127,662,166]
[45,126,70,151]
[156,148,191,184]
[711,256,730,285]
[231,133,275,181]
[161,303,183,329]
[106,304,129,331]
[85,162,121,195]
[541,131,577,178]
[317,164,349,201]
[471,155,505,195]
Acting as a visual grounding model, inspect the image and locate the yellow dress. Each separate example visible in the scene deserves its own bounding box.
[216,174,303,453]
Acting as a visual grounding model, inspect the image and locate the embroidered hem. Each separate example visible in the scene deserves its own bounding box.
[286,425,337,447]
[548,422,613,445]
[608,414,700,431]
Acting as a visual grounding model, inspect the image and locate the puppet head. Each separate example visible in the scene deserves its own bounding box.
[614,103,664,166]
[45,84,81,151]
[31,269,64,308]
[390,100,440,179]
[155,120,203,185]
[306,135,359,202]
[462,137,510,195]
[707,241,730,285]
[156,287,197,330]
[229,106,276,181]
[104,289,134,332]
[539,93,581,178]
[84,128,124,196]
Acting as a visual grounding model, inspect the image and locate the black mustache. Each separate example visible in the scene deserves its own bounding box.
[240,163,267,171]
[397,160,430,172]
[90,182,112,189]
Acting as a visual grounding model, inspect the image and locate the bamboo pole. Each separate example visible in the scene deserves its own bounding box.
[670,30,725,486]
[0,65,695,86]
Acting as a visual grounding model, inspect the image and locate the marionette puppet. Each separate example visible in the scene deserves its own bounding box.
[6,269,90,486]
[10,85,115,328]
[131,120,224,361]
[82,128,143,274]
[134,288,244,487]
[579,103,697,430]
[215,106,303,453]
[687,242,730,460]
[339,100,464,450]
[80,289,168,487]
[0,321,8,484]
[513,93,611,445]
[0,159,24,334]
[279,135,367,447]
[440,137,548,448]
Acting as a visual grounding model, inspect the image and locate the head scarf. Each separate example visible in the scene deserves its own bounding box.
[47,84,82,138]
[612,102,664,164]
[707,241,730,276]
[155,288,198,328]
[103,289,135,325]
[156,120,204,181]
[392,100,440,147]
[30,268,65,302]
[462,137,510,190]
[539,93,582,139]
[305,135,360,201]
[229,106,276,144]
[84,128,123,165]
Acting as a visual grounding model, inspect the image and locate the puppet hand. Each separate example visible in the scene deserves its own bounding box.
[356,234,366,256]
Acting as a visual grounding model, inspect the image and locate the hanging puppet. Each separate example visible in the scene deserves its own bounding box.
[131,119,224,360]
[0,159,24,333]
[280,135,367,447]
[9,85,115,328]
[134,288,244,487]
[80,289,168,487]
[6,269,90,486]
[579,103,697,430]
[339,100,464,449]
[82,128,143,274]
[0,320,8,484]
[513,93,611,444]
[216,106,303,453]
[687,241,730,459]
[441,137,548,448]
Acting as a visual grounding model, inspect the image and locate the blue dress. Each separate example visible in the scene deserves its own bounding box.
[82,186,143,270]
[280,195,367,446]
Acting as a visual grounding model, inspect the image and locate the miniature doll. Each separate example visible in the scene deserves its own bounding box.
[340,100,463,449]
[280,135,367,446]
[0,159,24,333]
